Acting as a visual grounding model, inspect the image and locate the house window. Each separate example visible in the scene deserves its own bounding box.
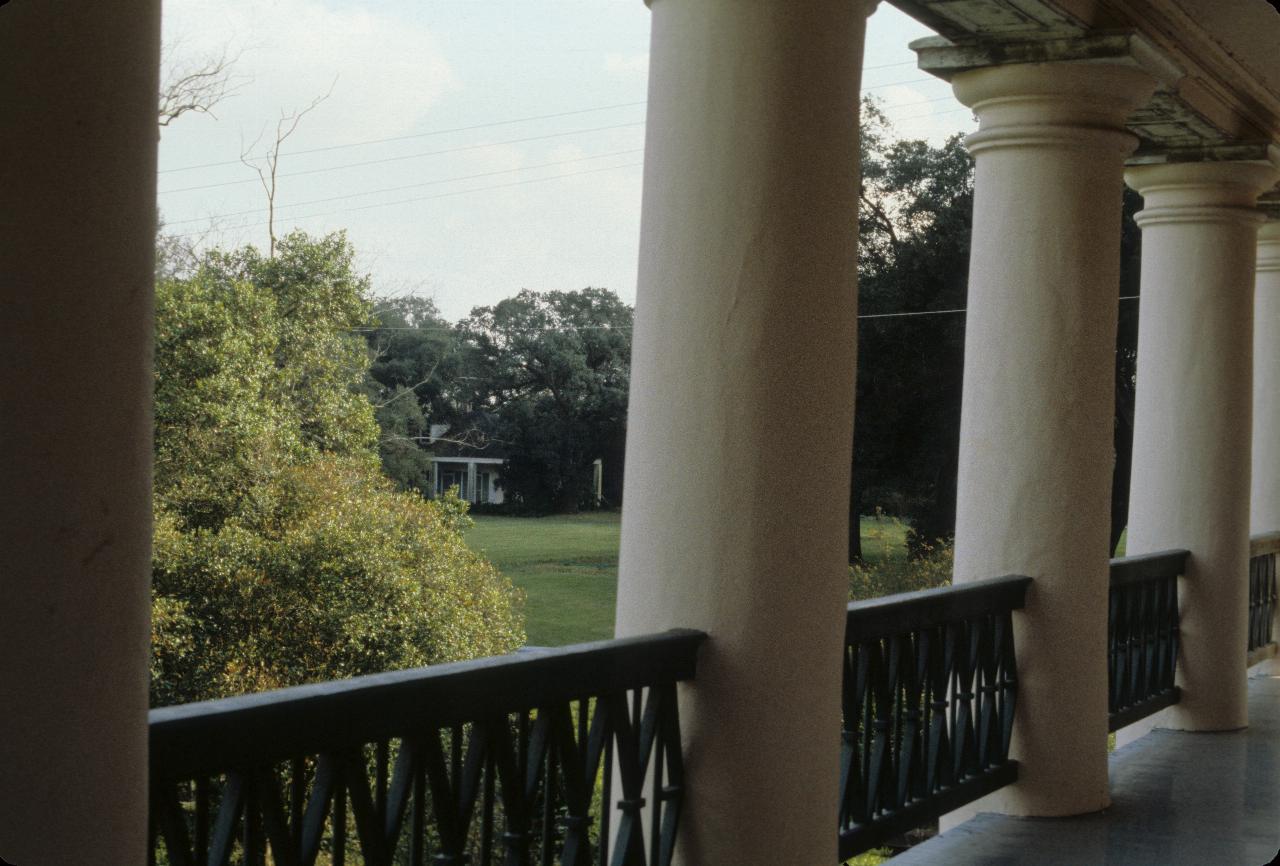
[477,471,491,504]
[438,468,467,500]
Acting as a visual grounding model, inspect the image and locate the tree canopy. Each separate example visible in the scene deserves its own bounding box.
[851,99,974,557]
[458,288,632,512]
[151,230,523,706]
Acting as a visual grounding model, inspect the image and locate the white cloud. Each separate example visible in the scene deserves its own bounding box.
[163,0,456,144]
[604,52,649,80]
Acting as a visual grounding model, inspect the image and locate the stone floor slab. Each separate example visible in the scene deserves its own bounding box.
[887,674,1280,866]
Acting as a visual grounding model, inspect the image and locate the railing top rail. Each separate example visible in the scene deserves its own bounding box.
[1251,532,1280,558]
[845,574,1032,642]
[150,628,706,779]
[1109,549,1190,588]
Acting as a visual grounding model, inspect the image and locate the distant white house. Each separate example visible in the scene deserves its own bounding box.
[429,455,504,505]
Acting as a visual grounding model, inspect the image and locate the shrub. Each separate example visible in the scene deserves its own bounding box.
[151,231,525,706]
[152,464,524,706]
[850,528,954,602]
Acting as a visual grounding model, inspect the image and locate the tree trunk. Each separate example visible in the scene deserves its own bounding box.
[848,458,863,563]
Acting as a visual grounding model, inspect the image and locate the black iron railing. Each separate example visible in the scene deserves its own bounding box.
[837,575,1031,859]
[1107,550,1188,732]
[1249,532,1280,655]
[149,629,705,866]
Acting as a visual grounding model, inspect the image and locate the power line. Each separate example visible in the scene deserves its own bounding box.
[863,76,938,91]
[160,81,941,197]
[159,121,646,195]
[162,149,644,226]
[172,161,645,238]
[161,63,919,176]
[863,60,918,71]
[348,296,1143,332]
[891,106,973,123]
[160,101,649,174]
[162,82,936,195]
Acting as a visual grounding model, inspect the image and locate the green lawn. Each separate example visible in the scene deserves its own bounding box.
[465,511,624,646]
[466,511,910,647]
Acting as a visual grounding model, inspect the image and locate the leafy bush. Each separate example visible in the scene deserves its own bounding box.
[151,231,524,706]
[850,517,953,602]
[151,465,523,706]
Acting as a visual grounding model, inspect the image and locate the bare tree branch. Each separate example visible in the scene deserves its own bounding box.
[240,80,336,257]
[375,362,443,409]
[158,44,249,128]
[379,432,506,450]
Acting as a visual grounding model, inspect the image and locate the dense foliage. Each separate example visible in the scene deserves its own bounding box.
[851,100,1141,559]
[458,289,631,512]
[363,296,461,492]
[359,288,632,512]
[151,231,524,706]
[852,100,973,557]
[847,513,953,602]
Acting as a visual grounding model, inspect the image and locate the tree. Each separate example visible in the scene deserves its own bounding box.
[239,85,333,257]
[850,99,1138,560]
[151,230,524,705]
[1111,189,1145,554]
[361,296,465,490]
[459,288,632,512]
[851,100,974,559]
[158,42,247,128]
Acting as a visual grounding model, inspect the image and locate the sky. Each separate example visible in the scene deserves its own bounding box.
[157,0,976,321]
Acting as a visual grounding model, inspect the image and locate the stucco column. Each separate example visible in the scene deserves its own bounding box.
[1125,159,1278,730]
[0,2,159,864]
[945,62,1156,817]
[615,1,871,862]
[1253,220,1280,535]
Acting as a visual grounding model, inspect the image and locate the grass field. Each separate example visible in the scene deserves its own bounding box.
[465,511,624,646]
[467,510,900,864]
[466,511,910,647]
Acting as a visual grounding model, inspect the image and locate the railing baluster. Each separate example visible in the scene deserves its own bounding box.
[838,575,1030,860]
[334,777,346,866]
[195,776,210,863]
[149,631,706,866]
[600,716,613,866]
[1248,533,1280,654]
[1107,550,1188,732]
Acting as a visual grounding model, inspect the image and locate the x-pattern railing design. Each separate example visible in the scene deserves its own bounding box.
[148,630,704,866]
[1107,550,1187,732]
[837,575,1030,859]
[1249,532,1280,655]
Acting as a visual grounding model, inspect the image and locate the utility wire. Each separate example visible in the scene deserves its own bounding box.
[172,161,644,238]
[160,122,646,195]
[162,149,644,226]
[166,101,976,231]
[160,79,940,195]
[164,64,920,175]
[348,297,1142,332]
[163,64,919,175]
[864,60,918,71]
[160,102,650,174]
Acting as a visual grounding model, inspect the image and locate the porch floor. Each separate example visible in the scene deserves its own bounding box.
[890,673,1280,866]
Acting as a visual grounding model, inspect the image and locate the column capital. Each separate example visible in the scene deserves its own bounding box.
[1125,158,1279,229]
[1258,220,1280,273]
[945,62,1157,159]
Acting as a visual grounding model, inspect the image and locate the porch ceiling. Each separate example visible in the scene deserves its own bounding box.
[891,0,1280,160]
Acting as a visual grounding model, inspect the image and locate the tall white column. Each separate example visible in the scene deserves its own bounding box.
[615,1,871,862]
[0,2,160,864]
[946,62,1156,817]
[1253,220,1280,534]
[1125,159,1278,731]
